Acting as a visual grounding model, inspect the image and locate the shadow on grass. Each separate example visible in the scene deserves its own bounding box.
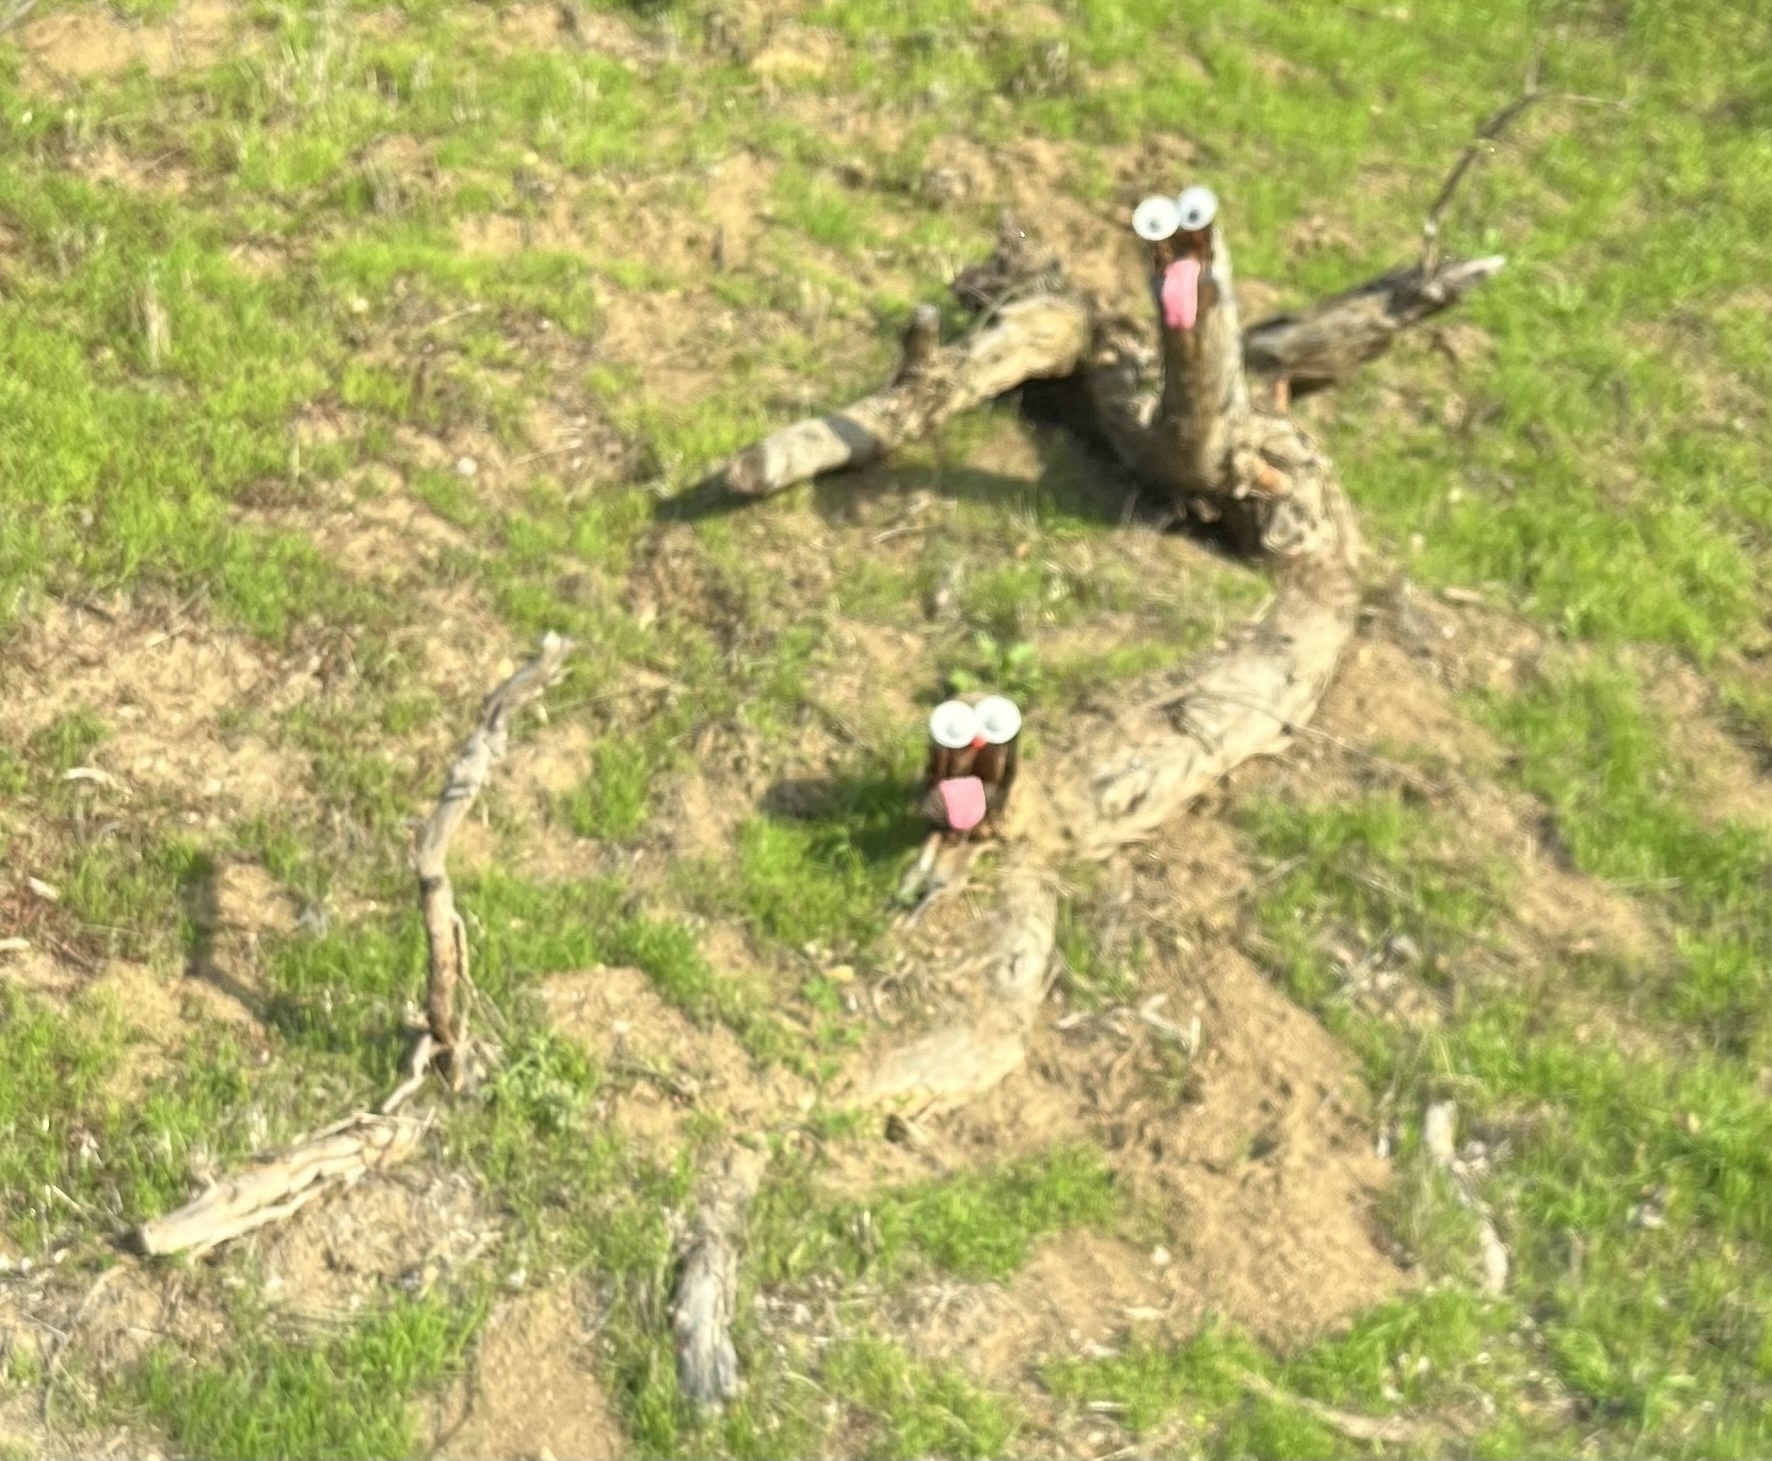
[177,851,270,1025]
[760,768,929,871]
[179,853,413,1074]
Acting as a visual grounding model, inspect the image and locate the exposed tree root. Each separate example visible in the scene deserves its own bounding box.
[132,1111,429,1259]
[1242,254,1506,399]
[419,631,575,1088]
[1236,1368,1472,1448]
[700,197,1494,1131]
[129,634,572,1259]
[671,1144,770,1410]
[714,294,1090,498]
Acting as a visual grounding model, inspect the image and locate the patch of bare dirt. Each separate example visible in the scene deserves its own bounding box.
[592,288,741,411]
[430,1286,624,1461]
[242,479,473,590]
[482,0,651,62]
[540,966,814,1154]
[249,1166,497,1321]
[61,1259,233,1387]
[0,1258,223,1458]
[747,21,842,80]
[17,0,243,85]
[78,959,267,1101]
[1319,634,1505,771]
[1649,658,1772,830]
[818,617,930,740]
[701,150,777,273]
[662,759,759,865]
[1052,945,1410,1348]
[182,858,298,1024]
[73,139,194,196]
[1274,621,1667,971]
[0,595,317,822]
[0,1369,163,1461]
[900,1231,1174,1386]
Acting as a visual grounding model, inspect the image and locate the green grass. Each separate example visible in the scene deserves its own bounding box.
[135,1292,483,1461]
[1228,761,1772,1454]
[754,1144,1123,1286]
[820,1335,1020,1460]
[2,0,1770,1455]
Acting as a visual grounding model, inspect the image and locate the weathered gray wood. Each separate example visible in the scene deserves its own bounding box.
[671,1146,769,1409]
[129,638,574,1258]
[1242,254,1506,398]
[418,631,574,1086]
[717,295,1091,497]
[132,1113,428,1258]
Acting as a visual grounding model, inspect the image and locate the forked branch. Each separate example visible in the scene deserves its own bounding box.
[714,295,1089,498]
[1420,41,1626,272]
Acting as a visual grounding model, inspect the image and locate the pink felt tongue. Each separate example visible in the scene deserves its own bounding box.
[937,776,987,832]
[1162,256,1201,330]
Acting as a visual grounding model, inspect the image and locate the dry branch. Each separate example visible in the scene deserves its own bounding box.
[671,1145,769,1409]
[1236,1369,1459,1448]
[1424,1101,1510,1294]
[715,295,1090,497]
[418,631,575,1087]
[132,1112,428,1259]
[0,0,38,38]
[1241,255,1506,399]
[129,636,575,1259]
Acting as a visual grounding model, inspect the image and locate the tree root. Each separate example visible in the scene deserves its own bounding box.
[129,634,573,1259]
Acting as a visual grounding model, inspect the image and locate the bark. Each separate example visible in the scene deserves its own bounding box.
[131,1113,428,1259]
[1242,254,1507,397]
[418,632,575,1087]
[671,1145,769,1409]
[699,217,1392,1116]
[715,296,1090,498]
[129,637,574,1258]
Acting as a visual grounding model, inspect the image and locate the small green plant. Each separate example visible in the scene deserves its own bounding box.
[946,633,1049,704]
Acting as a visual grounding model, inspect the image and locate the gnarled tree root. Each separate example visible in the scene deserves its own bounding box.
[705,221,1388,1117]
[129,634,573,1260]
[671,1145,770,1410]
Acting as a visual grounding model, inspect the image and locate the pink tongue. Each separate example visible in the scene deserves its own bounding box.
[1162,256,1201,330]
[937,776,987,832]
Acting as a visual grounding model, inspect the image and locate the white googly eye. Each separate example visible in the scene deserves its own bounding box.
[1175,185,1218,232]
[974,695,1022,745]
[1132,195,1181,242]
[929,699,979,750]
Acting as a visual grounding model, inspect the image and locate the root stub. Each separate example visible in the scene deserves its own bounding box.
[852,1022,1030,1116]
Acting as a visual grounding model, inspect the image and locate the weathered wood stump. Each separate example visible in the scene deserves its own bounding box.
[700,186,1501,1117]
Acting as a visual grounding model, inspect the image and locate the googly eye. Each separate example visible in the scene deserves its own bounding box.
[1132,195,1182,242]
[929,699,979,750]
[974,695,1022,745]
[1175,185,1218,232]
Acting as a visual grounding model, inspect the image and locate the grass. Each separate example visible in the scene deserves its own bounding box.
[1222,759,1772,1454]
[753,1143,1124,1287]
[134,1292,484,1461]
[0,0,1768,1456]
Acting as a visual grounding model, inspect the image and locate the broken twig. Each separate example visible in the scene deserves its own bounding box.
[418,631,574,1088]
